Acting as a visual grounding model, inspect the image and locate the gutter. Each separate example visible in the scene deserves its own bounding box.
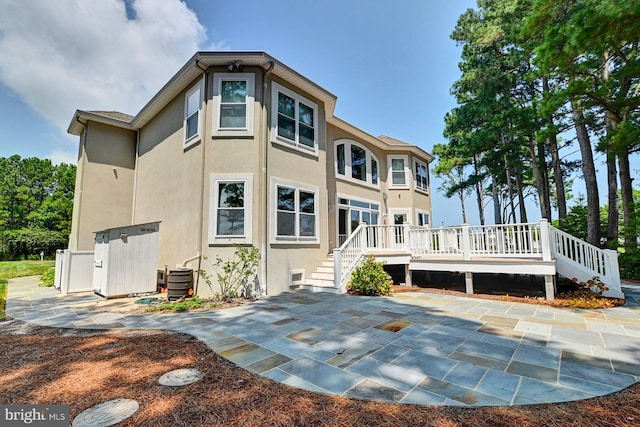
[195,59,208,296]
[260,61,275,296]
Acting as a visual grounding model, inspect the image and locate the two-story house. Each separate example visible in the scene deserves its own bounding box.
[66,51,433,297]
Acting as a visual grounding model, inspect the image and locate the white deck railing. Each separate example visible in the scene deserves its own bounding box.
[409,221,550,260]
[333,223,367,293]
[550,227,621,297]
[332,219,622,298]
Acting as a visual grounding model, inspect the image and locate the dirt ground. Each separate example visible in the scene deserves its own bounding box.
[1,317,639,427]
[1,283,637,426]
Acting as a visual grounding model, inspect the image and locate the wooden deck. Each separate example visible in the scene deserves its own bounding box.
[330,220,623,300]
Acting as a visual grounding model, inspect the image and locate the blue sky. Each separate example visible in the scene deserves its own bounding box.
[0,0,634,226]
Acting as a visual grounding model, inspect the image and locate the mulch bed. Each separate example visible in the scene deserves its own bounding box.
[1,319,639,426]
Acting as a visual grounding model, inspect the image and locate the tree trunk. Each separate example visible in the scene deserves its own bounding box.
[492,174,502,224]
[543,77,567,221]
[537,138,552,219]
[458,189,467,224]
[473,155,486,225]
[571,100,601,246]
[606,148,618,248]
[503,151,517,224]
[514,163,528,223]
[526,135,549,220]
[604,107,635,249]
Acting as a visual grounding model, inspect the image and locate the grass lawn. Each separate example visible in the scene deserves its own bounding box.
[0,260,55,319]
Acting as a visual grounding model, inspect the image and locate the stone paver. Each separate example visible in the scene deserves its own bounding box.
[4,277,640,407]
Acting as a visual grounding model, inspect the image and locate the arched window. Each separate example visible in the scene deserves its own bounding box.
[335,140,379,187]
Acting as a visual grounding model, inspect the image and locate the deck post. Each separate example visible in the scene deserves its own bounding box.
[404,222,411,251]
[544,274,555,300]
[404,264,412,287]
[540,219,552,261]
[333,249,341,289]
[465,272,474,294]
[461,224,471,260]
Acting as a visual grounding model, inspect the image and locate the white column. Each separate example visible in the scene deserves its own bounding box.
[404,264,412,287]
[540,219,552,261]
[544,274,555,300]
[465,272,474,294]
[461,224,471,260]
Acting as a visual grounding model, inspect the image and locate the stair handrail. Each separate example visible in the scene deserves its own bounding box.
[333,222,368,292]
[550,226,621,292]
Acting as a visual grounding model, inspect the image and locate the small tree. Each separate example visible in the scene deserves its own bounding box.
[347,255,393,296]
[199,245,260,301]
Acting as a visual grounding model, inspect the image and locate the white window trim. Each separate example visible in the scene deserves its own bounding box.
[413,157,430,194]
[334,139,380,188]
[213,73,255,137]
[271,82,319,156]
[388,208,412,225]
[388,155,410,189]
[271,177,319,244]
[209,174,253,245]
[336,194,381,246]
[184,80,203,148]
[416,209,431,227]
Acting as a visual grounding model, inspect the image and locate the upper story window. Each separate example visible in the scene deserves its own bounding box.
[414,158,429,192]
[214,73,255,137]
[388,155,409,188]
[272,177,319,243]
[335,139,380,187]
[271,82,318,155]
[184,80,203,145]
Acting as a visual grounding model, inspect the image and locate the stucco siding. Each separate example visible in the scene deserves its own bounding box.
[134,80,205,270]
[69,122,135,250]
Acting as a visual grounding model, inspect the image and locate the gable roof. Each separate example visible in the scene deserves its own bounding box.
[69,51,337,135]
[328,117,434,162]
[89,111,134,122]
[378,135,409,146]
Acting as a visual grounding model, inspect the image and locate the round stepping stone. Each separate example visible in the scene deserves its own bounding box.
[159,368,204,387]
[72,398,139,427]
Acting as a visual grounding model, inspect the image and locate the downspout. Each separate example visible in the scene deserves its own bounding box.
[72,122,88,250]
[131,130,139,225]
[194,58,208,294]
[260,61,275,296]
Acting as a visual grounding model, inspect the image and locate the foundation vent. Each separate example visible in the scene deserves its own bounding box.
[289,269,305,287]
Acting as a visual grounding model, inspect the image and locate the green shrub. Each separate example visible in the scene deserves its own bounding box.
[619,250,640,280]
[198,245,260,301]
[147,296,205,312]
[347,255,393,296]
[39,267,55,287]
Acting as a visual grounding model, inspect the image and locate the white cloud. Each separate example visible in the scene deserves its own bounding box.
[0,0,208,160]
[49,148,79,166]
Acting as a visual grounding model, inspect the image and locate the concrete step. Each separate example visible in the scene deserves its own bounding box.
[305,277,334,287]
[316,266,334,274]
[298,283,341,294]
[310,271,333,280]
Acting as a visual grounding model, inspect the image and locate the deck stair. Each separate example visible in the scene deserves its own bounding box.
[298,258,342,293]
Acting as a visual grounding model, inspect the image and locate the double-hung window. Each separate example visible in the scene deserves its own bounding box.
[209,174,253,244]
[415,158,429,192]
[214,73,255,136]
[272,178,318,243]
[335,140,380,187]
[184,81,203,145]
[388,155,409,188]
[271,82,318,154]
[417,210,430,227]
